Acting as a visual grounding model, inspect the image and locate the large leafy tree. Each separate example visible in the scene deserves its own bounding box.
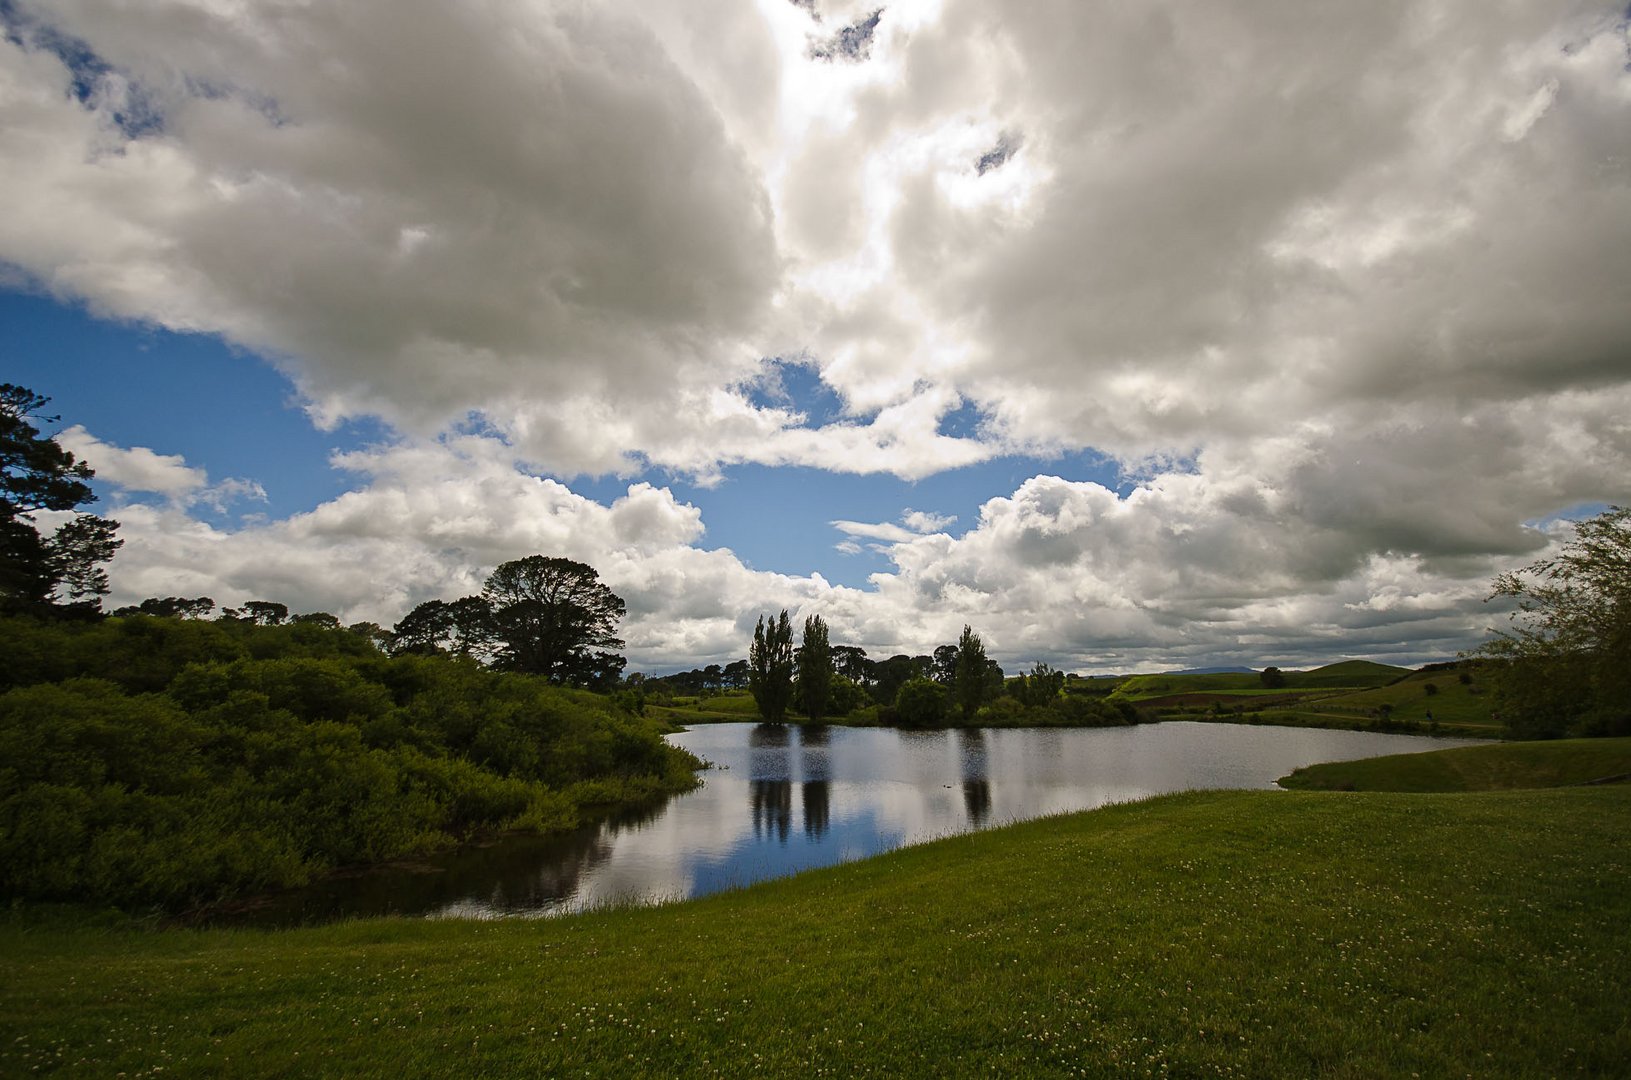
[748,609,794,723]
[1477,506,1631,738]
[389,595,495,659]
[795,613,834,723]
[239,600,289,626]
[483,556,626,688]
[0,384,121,614]
[832,644,873,686]
[871,653,931,705]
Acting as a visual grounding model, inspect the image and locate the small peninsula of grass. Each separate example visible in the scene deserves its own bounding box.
[1278,736,1631,792]
[5,764,1627,1077]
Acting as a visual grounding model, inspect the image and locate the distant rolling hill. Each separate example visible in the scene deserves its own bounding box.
[1113,660,1412,701]
[1285,660,1411,688]
[1162,666,1257,676]
[1108,659,1497,736]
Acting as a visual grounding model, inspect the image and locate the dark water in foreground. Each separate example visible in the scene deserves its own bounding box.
[222,722,1478,925]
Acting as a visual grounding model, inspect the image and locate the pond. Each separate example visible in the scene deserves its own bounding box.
[222,722,1480,925]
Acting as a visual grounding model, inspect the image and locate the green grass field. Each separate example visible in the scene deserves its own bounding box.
[646,691,763,724]
[1112,671,1266,697]
[4,742,1627,1077]
[1252,670,1500,737]
[1294,668,1495,723]
[1279,736,1631,792]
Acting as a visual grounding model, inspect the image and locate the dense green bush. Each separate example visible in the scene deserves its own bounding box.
[893,677,948,728]
[0,615,699,911]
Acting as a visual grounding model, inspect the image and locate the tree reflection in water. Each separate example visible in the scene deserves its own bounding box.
[959,728,991,827]
[803,780,831,838]
[747,723,794,841]
[206,820,616,925]
[194,790,680,927]
[750,780,793,841]
[800,725,832,838]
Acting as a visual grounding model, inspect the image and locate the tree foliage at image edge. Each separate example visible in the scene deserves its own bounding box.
[1477,505,1631,739]
[0,385,121,615]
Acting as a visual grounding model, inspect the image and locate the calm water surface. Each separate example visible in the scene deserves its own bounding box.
[230,722,1479,925]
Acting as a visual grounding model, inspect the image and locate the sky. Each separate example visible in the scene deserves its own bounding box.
[3,1,1629,675]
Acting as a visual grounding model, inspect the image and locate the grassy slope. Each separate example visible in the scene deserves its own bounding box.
[1114,672,1265,697]
[1279,736,1631,792]
[1293,669,1497,727]
[1254,670,1500,737]
[1121,664,1500,737]
[1284,659,1409,688]
[647,692,763,724]
[4,784,1627,1077]
[1114,661,1408,702]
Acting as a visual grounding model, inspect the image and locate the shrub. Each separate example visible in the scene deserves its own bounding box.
[894,677,948,728]
[0,615,700,910]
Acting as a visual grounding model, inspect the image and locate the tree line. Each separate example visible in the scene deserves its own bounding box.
[3,382,1627,739]
[729,611,1137,729]
[745,614,995,726]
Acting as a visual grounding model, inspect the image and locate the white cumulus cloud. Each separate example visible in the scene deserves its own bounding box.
[57,425,267,512]
[7,0,1631,671]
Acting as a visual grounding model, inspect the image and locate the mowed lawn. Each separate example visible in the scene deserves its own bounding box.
[3,780,1627,1076]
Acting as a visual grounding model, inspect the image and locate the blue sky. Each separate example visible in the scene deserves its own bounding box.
[4,288,384,523]
[8,286,1125,591]
[3,1,1628,672]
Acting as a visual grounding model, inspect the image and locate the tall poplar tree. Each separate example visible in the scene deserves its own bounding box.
[796,613,834,723]
[749,609,795,723]
[953,624,989,723]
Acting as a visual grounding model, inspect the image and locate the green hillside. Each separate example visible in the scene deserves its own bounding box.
[1113,661,1408,703]
[1279,737,1631,792]
[1107,660,1497,735]
[1112,672,1264,699]
[1292,667,1498,732]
